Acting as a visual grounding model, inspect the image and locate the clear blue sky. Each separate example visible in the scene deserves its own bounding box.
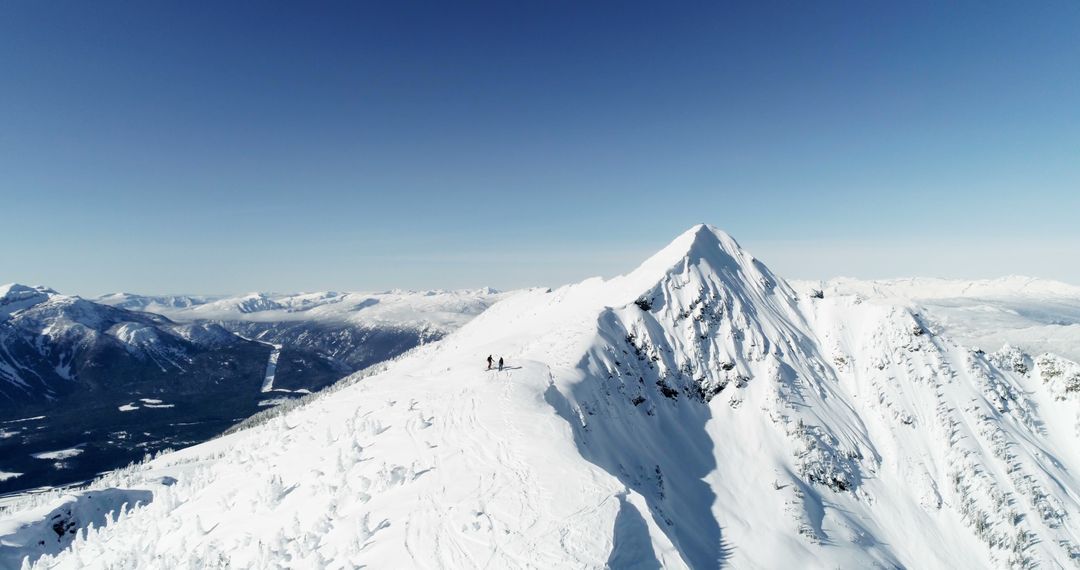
[2,1,1078,295]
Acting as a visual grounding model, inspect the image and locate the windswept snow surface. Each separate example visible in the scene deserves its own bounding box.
[0,487,153,568]
[6,226,1080,569]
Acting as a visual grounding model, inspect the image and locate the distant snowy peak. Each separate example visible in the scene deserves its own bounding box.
[225,293,286,314]
[0,283,57,302]
[24,296,172,332]
[170,322,244,348]
[95,293,220,311]
[0,283,57,317]
[0,289,254,408]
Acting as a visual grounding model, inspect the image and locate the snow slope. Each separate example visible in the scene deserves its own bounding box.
[5,226,1080,569]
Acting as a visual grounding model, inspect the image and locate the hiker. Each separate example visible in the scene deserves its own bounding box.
[487,355,494,370]
[498,357,504,371]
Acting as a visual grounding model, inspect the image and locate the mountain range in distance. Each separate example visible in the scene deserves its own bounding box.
[0,285,506,495]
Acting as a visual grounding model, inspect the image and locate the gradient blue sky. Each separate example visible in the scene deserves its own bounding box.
[2,1,1078,295]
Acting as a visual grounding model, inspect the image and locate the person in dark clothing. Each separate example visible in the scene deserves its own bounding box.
[498,357,504,371]
[487,355,494,370]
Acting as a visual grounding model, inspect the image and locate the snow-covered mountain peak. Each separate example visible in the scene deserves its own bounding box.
[95,292,219,311]
[594,225,802,354]
[0,283,58,317]
[229,292,285,314]
[628,225,745,279]
[616,224,789,303]
[0,283,55,300]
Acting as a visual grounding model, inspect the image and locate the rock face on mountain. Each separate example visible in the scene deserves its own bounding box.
[5,226,1080,569]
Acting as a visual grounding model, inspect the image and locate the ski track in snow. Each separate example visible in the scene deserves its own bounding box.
[230,333,283,393]
[260,343,282,393]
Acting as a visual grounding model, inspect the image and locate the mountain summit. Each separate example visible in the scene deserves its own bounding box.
[627,224,757,278]
[0,283,56,317]
[6,226,1080,569]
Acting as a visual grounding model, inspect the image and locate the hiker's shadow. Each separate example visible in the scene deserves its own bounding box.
[499,366,523,371]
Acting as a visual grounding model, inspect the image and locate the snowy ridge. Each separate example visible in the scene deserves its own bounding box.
[5,226,1080,569]
[794,276,1080,364]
